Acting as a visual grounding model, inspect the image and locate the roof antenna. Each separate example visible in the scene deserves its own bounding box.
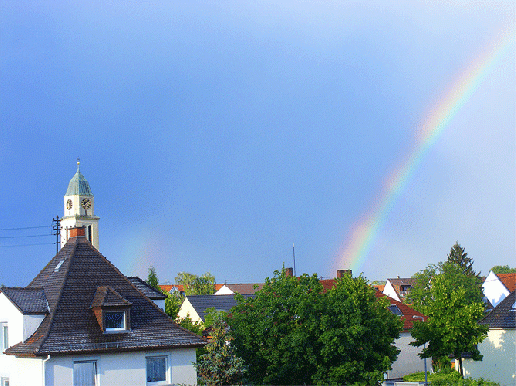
[293,243,296,277]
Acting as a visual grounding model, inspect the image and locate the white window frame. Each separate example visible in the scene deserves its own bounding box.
[104,310,127,332]
[0,323,8,352]
[73,360,98,386]
[1,377,9,386]
[146,355,169,385]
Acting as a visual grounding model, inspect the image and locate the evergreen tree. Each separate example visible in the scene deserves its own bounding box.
[195,312,246,386]
[447,242,478,277]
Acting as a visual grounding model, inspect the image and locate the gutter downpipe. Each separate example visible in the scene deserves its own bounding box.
[42,355,50,386]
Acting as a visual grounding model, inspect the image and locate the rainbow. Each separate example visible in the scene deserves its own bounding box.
[335,29,515,274]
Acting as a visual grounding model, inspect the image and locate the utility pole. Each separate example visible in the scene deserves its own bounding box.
[52,216,61,253]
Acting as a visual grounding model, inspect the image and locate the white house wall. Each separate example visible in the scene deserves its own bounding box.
[44,348,198,386]
[23,314,46,341]
[177,298,202,323]
[383,280,400,302]
[386,331,431,379]
[0,293,24,382]
[11,357,45,386]
[461,329,516,386]
[483,271,510,308]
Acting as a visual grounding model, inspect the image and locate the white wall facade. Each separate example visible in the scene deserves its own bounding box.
[177,298,202,323]
[42,348,198,386]
[386,331,431,379]
[483,271,510,308]
[461,329,516,386]
[383,280,401,302]
[0,293,24,383]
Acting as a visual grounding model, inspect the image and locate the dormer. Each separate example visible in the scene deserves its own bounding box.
[91,287,132,333]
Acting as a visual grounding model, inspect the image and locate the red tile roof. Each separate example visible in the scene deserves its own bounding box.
[497,273,516,292]
[375,291,427,330]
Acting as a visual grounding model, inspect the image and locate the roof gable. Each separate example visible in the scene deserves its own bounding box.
[185,294,254,322]
[6,236,205,356]
[128,277,166,300]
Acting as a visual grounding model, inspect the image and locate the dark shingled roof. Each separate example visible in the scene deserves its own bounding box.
[1,287,49,314]
[186,294,254,322]
[481,291,516,329]
[5,236,205,357]
[128,277,166,300]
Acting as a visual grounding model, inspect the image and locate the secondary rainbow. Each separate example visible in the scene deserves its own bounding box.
[335,29,515,274]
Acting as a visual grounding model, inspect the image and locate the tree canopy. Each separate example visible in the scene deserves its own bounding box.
[490,265,516,274]
[146,266,160,291]
[175,271,216,295]
[409,246,488,377]
[227,268,401,385]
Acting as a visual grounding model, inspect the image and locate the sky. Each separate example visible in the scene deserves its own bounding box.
[1,1,514,287]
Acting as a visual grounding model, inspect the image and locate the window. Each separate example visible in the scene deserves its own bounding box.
[146,356,167,383]
[0,323,7,352]
[388,305,403,316]
[73,360,97,386]
[1,377,9,386]
[105,311,125,331]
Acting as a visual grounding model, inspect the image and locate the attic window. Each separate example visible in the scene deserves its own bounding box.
[105,311,126,331]
[388,305,403,316]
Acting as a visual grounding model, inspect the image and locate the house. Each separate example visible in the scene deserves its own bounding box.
[460,291,516,385]
[383,277,415,302]
[375,292,431,379]
[483,270,516,309]
[0,163,205,386]
[127,277,167,311]
[177,294,254,324]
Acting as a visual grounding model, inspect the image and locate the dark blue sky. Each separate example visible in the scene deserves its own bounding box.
[1,1,514,286]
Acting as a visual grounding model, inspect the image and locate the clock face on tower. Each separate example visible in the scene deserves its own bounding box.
[81,198,92,210]
[66,199,73,210]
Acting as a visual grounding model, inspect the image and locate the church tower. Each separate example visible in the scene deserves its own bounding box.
[60,160,100,249]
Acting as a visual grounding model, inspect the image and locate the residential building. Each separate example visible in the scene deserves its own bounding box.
[0,164,205,386]
[460,291,516,385]
[483,270,516,309]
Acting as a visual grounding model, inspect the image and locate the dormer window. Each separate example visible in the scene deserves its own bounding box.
[105,311,126,331]
[91,286,132,333]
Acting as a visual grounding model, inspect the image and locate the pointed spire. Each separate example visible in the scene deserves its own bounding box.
[77,157,81,172]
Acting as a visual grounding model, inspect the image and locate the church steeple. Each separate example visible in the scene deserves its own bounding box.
[60,160,100,249]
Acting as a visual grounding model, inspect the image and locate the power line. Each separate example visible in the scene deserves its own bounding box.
[0,234,53,239]
[0,225,51,231]
[0,242,56,248]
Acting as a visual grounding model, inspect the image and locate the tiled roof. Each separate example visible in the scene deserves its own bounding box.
[0,287,49,314]
[159,284,185,293]
[186,294,254,322]
[221,283,264,295]
[481,291,516,329]
[128,277,166,300]
[497,273,516,292]
[5,236,205,357]
[375,291,427,330]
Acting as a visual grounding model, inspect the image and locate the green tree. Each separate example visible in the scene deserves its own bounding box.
[164,291,184,319]
[447,242,478,277]
[146,266,160,291]
[195,312,247,386]
[410,262,488,377]
[175,271,215,295]
[227,268,401,385]
[490,265,516,274]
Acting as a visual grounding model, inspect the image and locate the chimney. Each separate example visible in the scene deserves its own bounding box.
[336,269,352,278]
[69,226,86,238]
[285,267,294,277]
